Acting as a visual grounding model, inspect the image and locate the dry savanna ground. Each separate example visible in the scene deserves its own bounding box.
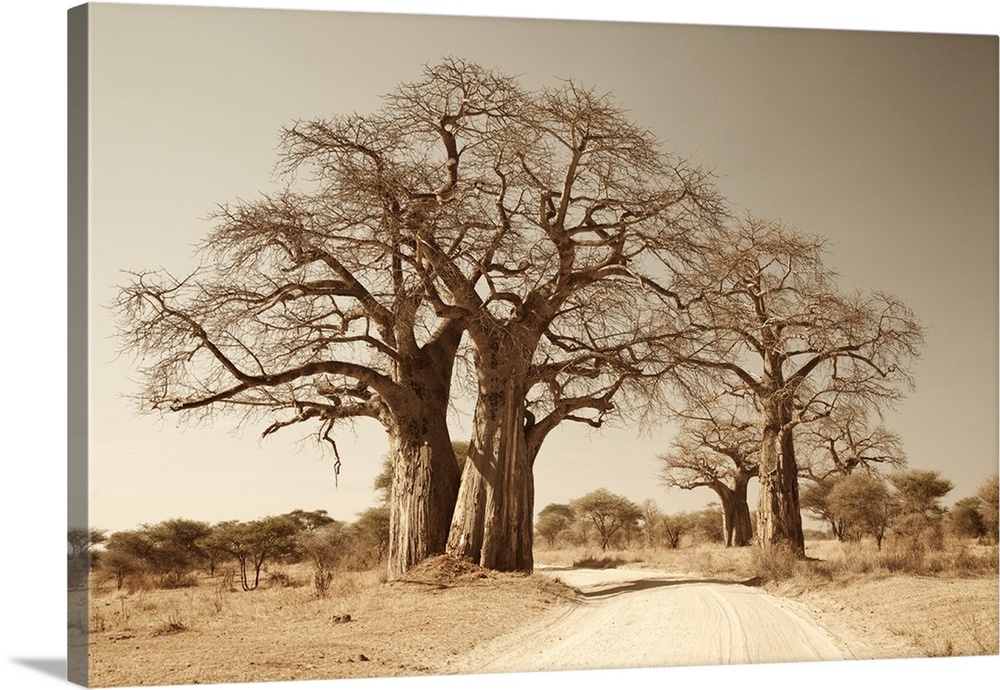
[77,540,999,687]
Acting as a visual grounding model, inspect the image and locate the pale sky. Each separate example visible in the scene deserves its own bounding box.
[80,2,998,534]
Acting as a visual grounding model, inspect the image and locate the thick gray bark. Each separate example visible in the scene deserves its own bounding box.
[755,406,805,555]
[384,324,464,579]
[386,406,461,578]
[719,476,754,547]
[447,337,535,572]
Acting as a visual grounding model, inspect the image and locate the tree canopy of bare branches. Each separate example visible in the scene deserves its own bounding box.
[115,58,726,575]
[664,215,924,554]
[657,396,759,546]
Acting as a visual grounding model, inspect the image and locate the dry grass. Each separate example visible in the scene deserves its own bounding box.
[792,539,999,659]
[86,558,576,687]
[86,540,998,686]
[536,543,758,581]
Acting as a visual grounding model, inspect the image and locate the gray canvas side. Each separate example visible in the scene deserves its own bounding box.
[67,3,90,686]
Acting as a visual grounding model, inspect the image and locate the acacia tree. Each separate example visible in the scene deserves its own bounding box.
[976,474,1000,542]
[800,478,846,540]
[657,397,758,546]
[351,505,392,565]
[204,515,300,591]
[826,472,895,549]
[68,527,107,589]
[888,469,953,539]
[98,531,148,590]
[666,216,923,555]
[572,489,643,551]
[950,497,987,539]
[296,521,350,597]
[535,503,575,547]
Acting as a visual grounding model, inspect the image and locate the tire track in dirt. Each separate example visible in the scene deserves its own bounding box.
[451,567,850,674]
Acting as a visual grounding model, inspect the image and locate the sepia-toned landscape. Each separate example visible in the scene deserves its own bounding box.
[64,3,998,688]
[74,538,997,686]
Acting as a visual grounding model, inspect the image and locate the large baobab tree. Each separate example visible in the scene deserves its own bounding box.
[667,216,923,555]
[657,398,759,546]
[115,58,724,576]
[446,290,682,568]
[114,61,527,578]
[392,66,725,571]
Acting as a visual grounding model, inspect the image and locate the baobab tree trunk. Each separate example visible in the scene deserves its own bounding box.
[385,322,464,579]
[386,406,461,579]
[447,340,535,572]
[755,410,805,556]
[718,479,753,547]
[446,415,489,562]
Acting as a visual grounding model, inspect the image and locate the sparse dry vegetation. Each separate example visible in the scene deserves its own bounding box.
[84,532,997,687]
[86,556,576,686]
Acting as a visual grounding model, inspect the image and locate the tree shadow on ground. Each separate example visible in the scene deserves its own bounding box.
[579,577,745,599]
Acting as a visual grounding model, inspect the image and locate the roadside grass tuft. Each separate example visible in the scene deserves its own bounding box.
[572,555,627,569]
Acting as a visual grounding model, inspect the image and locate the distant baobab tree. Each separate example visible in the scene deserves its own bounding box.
[664,216,924,556]
[658,397,759,547]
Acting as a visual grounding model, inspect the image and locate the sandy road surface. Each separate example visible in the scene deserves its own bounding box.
[453,567,851,674]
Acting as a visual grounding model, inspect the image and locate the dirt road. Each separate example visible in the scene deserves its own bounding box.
[452,567,854,674]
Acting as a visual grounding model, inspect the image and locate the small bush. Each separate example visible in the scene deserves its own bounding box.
[920,523,945,552]
[152,612,188,636]
[328,573,364,600]
[879,540,925,573]
[806,559,837,581]
[266,570,302,588]
[219,568,237,592]
[749,545,799,583]
[123,572,156,594]
[314,569,334,598]
[160,572,199,589]
[572,555,625,569]
[951,544,999,575]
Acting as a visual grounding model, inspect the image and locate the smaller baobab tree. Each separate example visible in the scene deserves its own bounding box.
[657,397,758,546]
[799,403,906,481]
[665,215,924,556]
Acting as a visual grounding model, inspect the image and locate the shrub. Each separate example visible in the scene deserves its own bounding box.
[266,570,302,588]
[159,572,199,589]
[749,545,799,583]
[879,535,927,573]
[572,555,626,569]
